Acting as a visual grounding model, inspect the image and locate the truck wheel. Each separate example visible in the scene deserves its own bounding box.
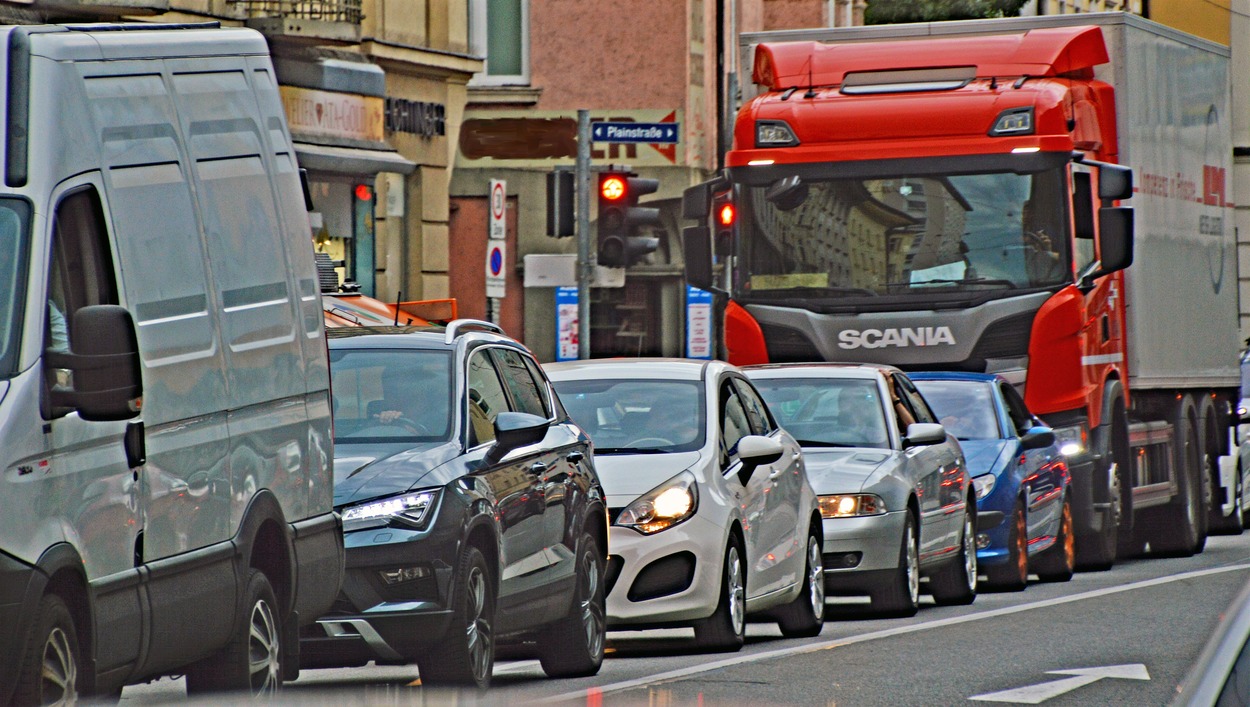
[776,529,825,638]
[418,545,495,689]
[1033,494,1075,582]
[929,504,978,606]
[694,541,746,652]
[538,532,606,678]
[984,502,1027,592]
[13,594,80,706]
[185,569,283,696]
[870,512,920,617]
[1078,387,1130,570]
[1149,400,1204,557]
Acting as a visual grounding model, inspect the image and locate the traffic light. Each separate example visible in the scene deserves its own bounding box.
[712,190,736,258]
[597,170,662,268]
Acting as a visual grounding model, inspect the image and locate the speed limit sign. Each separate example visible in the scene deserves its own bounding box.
[489,179,506,241]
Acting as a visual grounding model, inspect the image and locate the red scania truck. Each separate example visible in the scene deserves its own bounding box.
[682,13,1239,569]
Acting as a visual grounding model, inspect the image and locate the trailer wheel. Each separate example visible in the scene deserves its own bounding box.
[1149,396,1204,557]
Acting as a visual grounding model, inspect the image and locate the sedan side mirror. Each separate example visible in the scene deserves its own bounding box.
[736,434,784,485]
[903,423,946,449]
[1020,426,1056,451]
[483,412,551,466]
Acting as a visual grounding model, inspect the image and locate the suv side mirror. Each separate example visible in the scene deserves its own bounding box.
[47,305,143,421]
[483,412,550,466]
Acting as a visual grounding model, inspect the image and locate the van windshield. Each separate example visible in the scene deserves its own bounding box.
[0,199,31,380]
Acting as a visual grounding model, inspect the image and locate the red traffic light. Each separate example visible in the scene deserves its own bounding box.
[600,175,627,201]
[717,202,736,226]
[355,184,373,201]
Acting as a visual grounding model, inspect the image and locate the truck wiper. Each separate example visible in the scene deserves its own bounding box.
[760,285,877,297]
[888,277,1014,289]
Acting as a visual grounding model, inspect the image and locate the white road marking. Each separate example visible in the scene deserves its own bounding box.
[969,663,1151,703]
[541,562,1250,704]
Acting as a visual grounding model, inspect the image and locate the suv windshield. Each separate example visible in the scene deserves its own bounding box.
[0,198,31,379]
[329,348,453,444]
[737,165,1069,303]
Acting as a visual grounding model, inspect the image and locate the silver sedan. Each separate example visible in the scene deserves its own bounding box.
[745,363,977,617]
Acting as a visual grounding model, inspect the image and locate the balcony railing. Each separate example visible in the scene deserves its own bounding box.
[233,0,361,24]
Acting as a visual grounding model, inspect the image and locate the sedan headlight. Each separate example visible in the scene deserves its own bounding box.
[342,490,439,530]
[1051,423,1088,458]
[972,473,996,500]
[617,471,698,535]
[818,494,886,519]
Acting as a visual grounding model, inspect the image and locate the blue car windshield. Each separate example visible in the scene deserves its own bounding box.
[912,380,1001,441]
[329,348,453,444]
[752,378,890,449]
[0,199,31,379]
[552,378,706,454]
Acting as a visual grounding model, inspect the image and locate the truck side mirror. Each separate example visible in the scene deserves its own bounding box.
[682,182,712,220]
[683,225,715,291]
[1087,207,1134,280]
[48,305,143,421]
[1098,163,1133,201]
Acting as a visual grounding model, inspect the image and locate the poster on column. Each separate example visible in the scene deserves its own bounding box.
[555,287,579,361]
[686,286,713,359]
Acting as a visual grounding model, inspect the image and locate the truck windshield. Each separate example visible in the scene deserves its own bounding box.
[736,166,1069,302]
[0,198,31,380]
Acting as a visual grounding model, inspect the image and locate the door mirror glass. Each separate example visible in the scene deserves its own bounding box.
[736,433,783,484]
[1020,426,1056,450]
[484,411,550,466]
[1089,207,1134,279]
[49,305,142,421]
[683,225,714,291]
[903,422,946,448]
[1098,163,1133,201]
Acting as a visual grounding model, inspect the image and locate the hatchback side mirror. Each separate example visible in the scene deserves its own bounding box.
[736,434,784,485]
[1020,426,1056,451]
[483,412,550,466]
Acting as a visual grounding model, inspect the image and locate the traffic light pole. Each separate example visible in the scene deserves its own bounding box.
[576,109,592,360]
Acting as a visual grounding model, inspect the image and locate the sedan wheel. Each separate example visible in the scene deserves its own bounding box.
[930,507,978,606]
[870,513,919,617]
[694,542,746,652]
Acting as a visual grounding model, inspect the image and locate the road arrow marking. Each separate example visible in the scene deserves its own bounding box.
[969,664,1151,704]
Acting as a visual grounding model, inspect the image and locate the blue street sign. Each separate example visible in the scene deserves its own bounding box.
[591,121,680,144]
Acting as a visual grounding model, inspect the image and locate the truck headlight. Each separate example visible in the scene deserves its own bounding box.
[342,489,438,530]
[818,494,886,518]
[617,471,698,535]
[1052,423,1088,458]
[972,474,996,500]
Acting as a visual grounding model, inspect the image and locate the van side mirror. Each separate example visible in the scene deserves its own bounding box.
[47,305,143,421]
[1098,163,1133,201]
[683,225,715,291]
[1085,207,1134,282]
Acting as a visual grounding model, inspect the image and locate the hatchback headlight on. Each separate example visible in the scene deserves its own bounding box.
[617,471,698,535]
[972,473,996,500]
[818,494,886,518]
[342,490,438,530]
[1052,423,1088,458]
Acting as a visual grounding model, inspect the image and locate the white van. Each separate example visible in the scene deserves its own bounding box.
[0,23,343,701]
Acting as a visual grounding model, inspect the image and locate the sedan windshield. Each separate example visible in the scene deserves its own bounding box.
[752,378,890,449]
[0,199,31,379]
[552,378,705,454]
[912,380,1001,441]
[738,165,1069,302]
[329,348,453,444]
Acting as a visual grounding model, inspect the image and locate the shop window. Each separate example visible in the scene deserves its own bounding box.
[468,0,530,86]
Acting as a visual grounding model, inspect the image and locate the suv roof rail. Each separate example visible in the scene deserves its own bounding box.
[445,318,505,344]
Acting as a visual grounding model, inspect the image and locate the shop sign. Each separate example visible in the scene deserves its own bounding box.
[385,98,446,138]
[281,86,384,142]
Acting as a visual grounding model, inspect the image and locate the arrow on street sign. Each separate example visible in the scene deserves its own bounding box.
[591,121,680,144]
[969,664,1150,704]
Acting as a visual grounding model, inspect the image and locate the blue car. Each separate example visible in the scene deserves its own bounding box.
[911,372,1073,591]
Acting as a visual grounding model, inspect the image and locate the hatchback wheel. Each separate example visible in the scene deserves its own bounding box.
[418,546,495,689]
[984,502,1028,592]
[930,505,978,606]
[539,531,606,677]
[776,530,825,638]
[1034,494,1076,582]
[694,541,746,652]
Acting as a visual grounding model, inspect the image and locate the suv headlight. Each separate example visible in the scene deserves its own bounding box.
[342,489,439,530]
[818,494,886,518]
[1052,423,1088,458]
[972,473,996,500]
[617,471,698,535]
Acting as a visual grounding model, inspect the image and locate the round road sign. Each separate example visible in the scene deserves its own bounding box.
[491,182,506,220]
[489,245,504,276]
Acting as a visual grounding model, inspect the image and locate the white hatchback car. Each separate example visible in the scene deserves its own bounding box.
[545,359,824,651]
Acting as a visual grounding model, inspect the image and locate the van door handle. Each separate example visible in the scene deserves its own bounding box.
[529,462,548,475]
[566,451,584,465]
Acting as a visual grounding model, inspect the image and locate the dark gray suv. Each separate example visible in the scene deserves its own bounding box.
[301,321,607,689]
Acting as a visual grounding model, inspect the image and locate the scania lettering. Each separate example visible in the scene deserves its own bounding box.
[683,13,1238,571]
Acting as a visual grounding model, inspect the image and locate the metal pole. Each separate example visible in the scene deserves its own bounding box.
[576,109,592,360]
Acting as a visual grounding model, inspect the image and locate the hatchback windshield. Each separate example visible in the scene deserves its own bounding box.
[329,348,453,443]
[752,378,889,449]
[0,198,31,379]
[912,380,1001,441]
[552,378,706,454]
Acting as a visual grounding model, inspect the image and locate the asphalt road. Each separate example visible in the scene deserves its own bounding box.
[121,533,1250,705]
